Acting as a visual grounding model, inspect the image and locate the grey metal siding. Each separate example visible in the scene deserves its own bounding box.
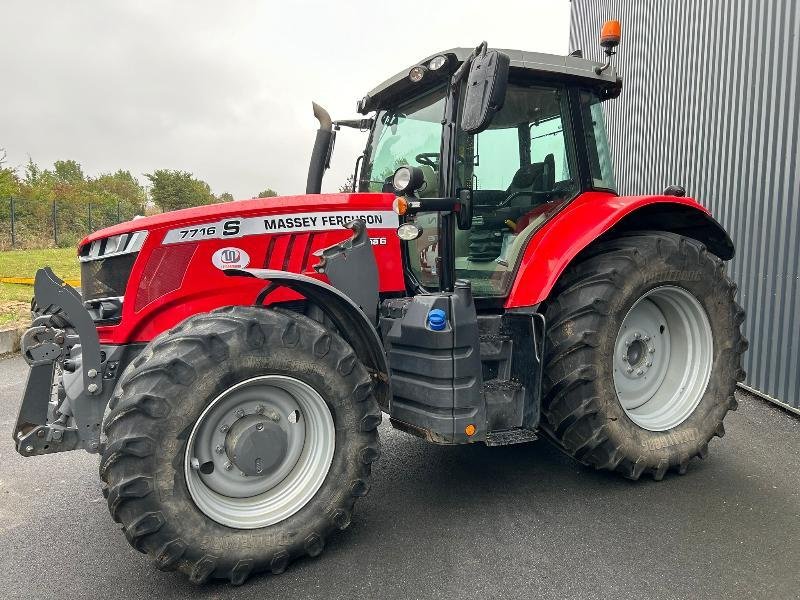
[570,0,800,410]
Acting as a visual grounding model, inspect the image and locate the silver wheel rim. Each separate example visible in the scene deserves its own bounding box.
[184,375,335,529]
[612,286,713,431]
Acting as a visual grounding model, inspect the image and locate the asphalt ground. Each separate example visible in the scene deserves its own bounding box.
[1,353,798,600]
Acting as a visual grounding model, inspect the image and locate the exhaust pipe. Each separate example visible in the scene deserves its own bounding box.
[306,102,334,194]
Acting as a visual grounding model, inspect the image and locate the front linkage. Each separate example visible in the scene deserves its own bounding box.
[14,268,137,456]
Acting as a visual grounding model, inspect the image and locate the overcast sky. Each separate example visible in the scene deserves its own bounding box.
[2,1,571,199]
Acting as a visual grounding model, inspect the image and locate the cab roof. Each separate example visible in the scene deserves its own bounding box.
[357,47,621,114]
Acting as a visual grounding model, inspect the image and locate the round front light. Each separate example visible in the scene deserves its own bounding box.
[393,167,412,192]
[397,223,423,241]
[409,65,426,82]
[429,55,447,71]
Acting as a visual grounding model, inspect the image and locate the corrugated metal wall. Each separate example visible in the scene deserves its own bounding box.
[570,0,800,411]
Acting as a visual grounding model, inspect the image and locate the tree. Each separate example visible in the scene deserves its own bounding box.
[145,170,216,213]
[338,174,355,193]
[53,159,85,184]
[255,188,278,198]
[217,192,234,202]
[0,150,20,197]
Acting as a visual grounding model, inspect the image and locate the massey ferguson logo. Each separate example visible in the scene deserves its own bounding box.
[212,247,250,271]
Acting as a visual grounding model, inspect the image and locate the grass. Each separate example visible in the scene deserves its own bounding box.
[0,248,80,327]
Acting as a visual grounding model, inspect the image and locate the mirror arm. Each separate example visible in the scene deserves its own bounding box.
[450,41,488,86]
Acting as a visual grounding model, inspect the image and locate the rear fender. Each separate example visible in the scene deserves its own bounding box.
[505,192,734,309]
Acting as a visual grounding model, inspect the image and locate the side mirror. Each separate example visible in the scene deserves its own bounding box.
[460,49,510,135]
[456,188,473,230]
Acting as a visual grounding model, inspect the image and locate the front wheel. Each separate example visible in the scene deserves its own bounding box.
[100,306,381,584]
[542,232,747,480]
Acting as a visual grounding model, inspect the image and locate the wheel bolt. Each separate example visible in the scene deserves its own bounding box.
[256,422,264,431]
[646,360,653,367]
[621,354,628,362]
[636,368,644,375]
[219,424,229,433]
[649,347,655,353]
[255,405,265,415]
[626,366,634,374]
[235,409,245,418]
[634,332,641,339]
[215,445,223,454]
[224,461,232,471]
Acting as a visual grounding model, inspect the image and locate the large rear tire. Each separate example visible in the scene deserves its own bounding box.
[100,305,381,584]
[541,232,747,480]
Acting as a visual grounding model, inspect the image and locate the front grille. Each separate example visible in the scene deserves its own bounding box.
[80,253,137,301]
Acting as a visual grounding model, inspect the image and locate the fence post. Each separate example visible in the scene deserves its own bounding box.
[52,200,58,246]
[9,196,15,248]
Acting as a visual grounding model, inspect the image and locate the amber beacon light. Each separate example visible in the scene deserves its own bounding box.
[596,19,621,74]
[600,20,621,48]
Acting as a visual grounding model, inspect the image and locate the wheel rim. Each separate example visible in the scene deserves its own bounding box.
[184,375,335,529]
[612,286,713,431]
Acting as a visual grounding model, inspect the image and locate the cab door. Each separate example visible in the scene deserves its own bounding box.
[450,84,579,297]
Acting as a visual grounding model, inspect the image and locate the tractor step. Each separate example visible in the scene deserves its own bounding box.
[485,428,538,446]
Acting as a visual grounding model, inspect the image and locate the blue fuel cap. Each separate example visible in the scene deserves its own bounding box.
[427,308,447,331]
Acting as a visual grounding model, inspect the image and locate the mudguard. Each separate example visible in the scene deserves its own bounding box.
[505,192,734,308]
[225,240,390,410]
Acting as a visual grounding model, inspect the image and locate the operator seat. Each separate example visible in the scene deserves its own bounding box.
[504,153,555,201]
[467,154,556,262]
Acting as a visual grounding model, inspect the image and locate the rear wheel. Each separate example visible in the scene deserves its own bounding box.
[100,305,381,584]
[542,233,747,480]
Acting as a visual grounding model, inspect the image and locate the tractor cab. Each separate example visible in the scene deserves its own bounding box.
[329,42,622,298]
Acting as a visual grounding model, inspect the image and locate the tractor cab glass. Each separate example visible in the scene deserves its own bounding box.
[359,88,446,198]
[580,91,616,190]
[407,83,579,296]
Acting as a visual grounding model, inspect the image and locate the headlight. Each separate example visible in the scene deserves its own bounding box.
[393,167,411,192]
[429,55,447,71]
[392,166,425,195]
[396,223,423,241]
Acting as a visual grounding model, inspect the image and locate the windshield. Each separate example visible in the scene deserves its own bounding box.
[359,87,446,198]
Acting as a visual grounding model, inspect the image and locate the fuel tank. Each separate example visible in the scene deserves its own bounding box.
[77,192,404,344]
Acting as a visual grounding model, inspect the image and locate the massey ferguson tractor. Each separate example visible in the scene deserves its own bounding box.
[15,22,746,584]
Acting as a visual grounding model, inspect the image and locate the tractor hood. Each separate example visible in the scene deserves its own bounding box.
[76,190,405,345]
[80,192,397,247]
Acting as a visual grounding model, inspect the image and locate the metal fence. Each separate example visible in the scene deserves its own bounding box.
[1,196,143,249]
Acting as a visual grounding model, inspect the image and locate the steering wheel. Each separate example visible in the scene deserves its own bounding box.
[415,153,440,169]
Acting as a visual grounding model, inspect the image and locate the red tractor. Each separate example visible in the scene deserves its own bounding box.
[15,25,746,584]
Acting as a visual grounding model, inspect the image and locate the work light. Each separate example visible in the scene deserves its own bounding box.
[429,55,447,70]
[408,65,426,82]
[392,166,424,195]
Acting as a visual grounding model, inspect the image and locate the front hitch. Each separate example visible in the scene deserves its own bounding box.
[14,268,107,456]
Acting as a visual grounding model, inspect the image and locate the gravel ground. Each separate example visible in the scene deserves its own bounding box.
[1,353,798,599]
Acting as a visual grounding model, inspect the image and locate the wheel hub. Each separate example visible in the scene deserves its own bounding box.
[225,415,288,477]
[621,331,656,378]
